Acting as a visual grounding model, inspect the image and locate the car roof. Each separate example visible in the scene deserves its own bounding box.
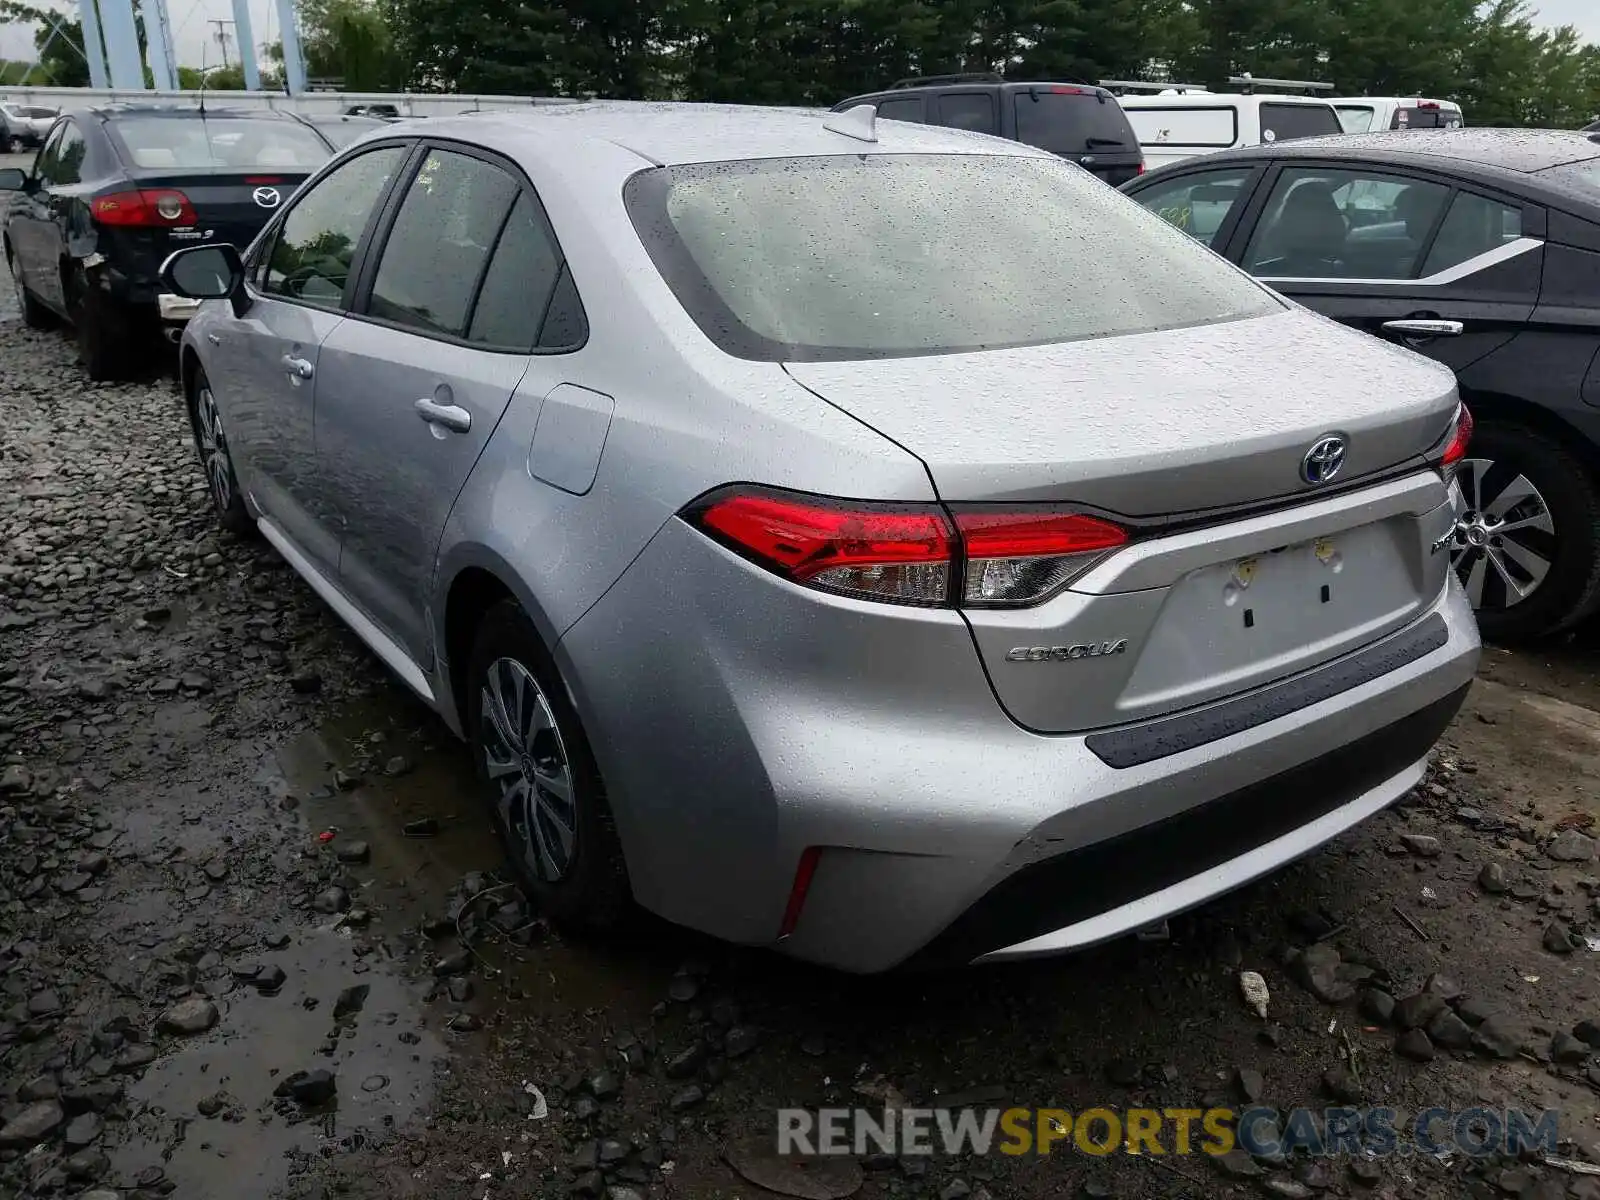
[1329,96,1460,107]
[1119,93,1334,107]
[87,104,304,122]
[397,100,1053,167]
[1164,127,1600,175]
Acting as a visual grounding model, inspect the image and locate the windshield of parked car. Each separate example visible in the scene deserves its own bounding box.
[108,116,330,170]
[7,106,57,119]
[626,153,1281,361]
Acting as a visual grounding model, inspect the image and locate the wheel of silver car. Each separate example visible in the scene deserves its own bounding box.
[480,656,578,883]
[6,136,22,154]
[1449,421,1600,641]
[187,367,253,536]
[467,600,630,928]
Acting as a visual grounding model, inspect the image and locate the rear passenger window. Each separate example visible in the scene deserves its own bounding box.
[1244,167,1449,280]
[368,149,519,338]
[468,192,564,350]
[1420,193,1523,276]
[873,98,924,124]
[537,266,587,351]
[936,93,996,134]
[1259,103,1342,143]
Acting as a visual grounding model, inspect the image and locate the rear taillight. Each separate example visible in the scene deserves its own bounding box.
[91,188,196,227]
[1432,403,1474,475]
[954,510,1127,606]
[691,489,954,605]
[685,486,1128,609]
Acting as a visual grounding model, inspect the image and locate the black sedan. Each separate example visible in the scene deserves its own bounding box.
[1123,128,1600,642]
[0,105,338,379]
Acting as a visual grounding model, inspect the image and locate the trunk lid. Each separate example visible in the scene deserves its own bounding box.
[106,171,311,284]
[783,308,1454,515]
[785,307,1461,733]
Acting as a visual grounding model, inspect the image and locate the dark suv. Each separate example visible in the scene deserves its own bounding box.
[833,73,1144,185]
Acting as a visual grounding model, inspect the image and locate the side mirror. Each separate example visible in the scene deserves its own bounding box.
[0,168,27,191]
[159,243,248,316]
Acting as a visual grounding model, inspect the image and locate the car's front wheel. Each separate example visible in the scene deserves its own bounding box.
[6,248,52,329]
[188,367,253,535]
[467,600,630,930]
[1450,420,1600,641]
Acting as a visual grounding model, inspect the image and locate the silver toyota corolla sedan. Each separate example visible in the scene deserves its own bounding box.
[160,102,1480,973]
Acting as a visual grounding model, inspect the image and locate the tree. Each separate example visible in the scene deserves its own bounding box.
[273,0,405,91]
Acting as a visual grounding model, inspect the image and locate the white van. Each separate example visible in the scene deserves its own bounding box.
[1331,97,1464,133]
[1106,80,1345,169]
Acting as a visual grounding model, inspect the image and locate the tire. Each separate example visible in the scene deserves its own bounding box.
[72,277,131,382]
[467,600,630,930]
[1450,420,1600,642]
[187,367,253,536]
[5,136,22,154]
[6,249,52,329]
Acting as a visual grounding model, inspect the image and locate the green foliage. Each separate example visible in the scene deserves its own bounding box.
[0,0,1595,126]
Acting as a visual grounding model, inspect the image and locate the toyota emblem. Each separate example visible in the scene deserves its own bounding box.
[1300,434,1348,486]
[252,186,281,209]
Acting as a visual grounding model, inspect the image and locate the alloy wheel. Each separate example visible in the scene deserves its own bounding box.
[479,656,578,883]
[194,386,233,512]
[1448,456,1555,611]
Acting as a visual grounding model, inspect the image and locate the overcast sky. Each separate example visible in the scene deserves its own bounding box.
[0,0,1596,79]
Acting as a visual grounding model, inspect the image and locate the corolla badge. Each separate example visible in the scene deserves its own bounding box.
[252,186,281,209]
[1300,434,1348,486]
[1006,640,1128,662]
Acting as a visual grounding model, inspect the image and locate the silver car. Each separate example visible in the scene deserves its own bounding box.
[160,102,1480,973]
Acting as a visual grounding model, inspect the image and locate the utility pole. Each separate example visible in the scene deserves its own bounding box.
[209,19,234,69]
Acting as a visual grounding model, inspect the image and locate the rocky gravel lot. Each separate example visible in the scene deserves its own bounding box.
[9,257,1600,1200]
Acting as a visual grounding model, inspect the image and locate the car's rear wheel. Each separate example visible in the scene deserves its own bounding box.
[5,135,23,154]
[71,271,131,382]
[187,367,253,536]
[467,600,630,930]
[6,248,52,329]
[1449,421,1600,641]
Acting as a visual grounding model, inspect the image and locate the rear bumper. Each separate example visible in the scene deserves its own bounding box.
[157,293,201,323]
[559,517,1480,974]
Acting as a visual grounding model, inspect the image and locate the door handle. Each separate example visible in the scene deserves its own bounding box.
[414,397,471,433]
[281,354,314,380]
[1381,318,1463,337]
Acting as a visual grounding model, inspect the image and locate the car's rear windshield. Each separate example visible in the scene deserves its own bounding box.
[1013,89,1136,154]
[1390,106,1461,129]
[313,119,378,148]
[108,116,329,170]
[625,153,1280,362]
[1259,102,1343,143]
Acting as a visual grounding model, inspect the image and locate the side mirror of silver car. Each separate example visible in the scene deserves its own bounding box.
[159,243,249,319]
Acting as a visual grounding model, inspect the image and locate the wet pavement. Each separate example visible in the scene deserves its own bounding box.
[9,271,1600,1200]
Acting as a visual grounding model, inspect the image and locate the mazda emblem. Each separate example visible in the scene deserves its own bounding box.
[252,186,281,209]
[1300,435,1348,486]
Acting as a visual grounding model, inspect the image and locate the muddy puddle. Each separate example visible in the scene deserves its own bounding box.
[265,695,680,1020]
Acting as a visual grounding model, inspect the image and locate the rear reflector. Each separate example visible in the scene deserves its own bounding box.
[689,488,954,605]
[955,510,1127,606]
[684,486,1132,609]
[777,847,821,940]
[91,188,197,227]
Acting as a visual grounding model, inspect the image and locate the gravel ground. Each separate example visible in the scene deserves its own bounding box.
[9,257,1600,1200]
